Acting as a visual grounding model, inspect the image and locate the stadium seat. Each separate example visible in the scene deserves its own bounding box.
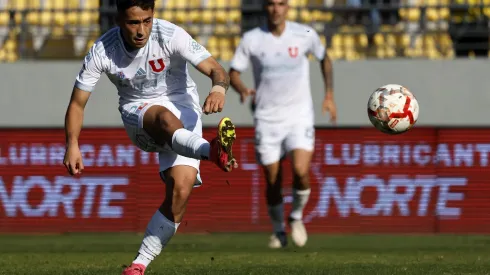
[61,0,99,27]
[232,36,241,50]
[438,33,454,58]
[422,34,441,59]
[4,39,16,52]
[206,36,219,59]
[308,0,333,22]
[399,0,449,29]
[424,0,450,30]
[337,26,366,60]
[0,10,8,27]
[221,0,241,23]
[160,0,199,24]
[3,37,18,63]
[81,0,100,26]
[4,0,27,25]
[287,0,306,21]
[0,48,5,62]
[213,24,240,36]
[26,0,52,26]
[329,33,344,60]
[201,0,241,24]
[404,34,423,57]
[398,0,421,22]
[218,37,234,61]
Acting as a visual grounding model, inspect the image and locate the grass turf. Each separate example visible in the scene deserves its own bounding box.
[0,233,488,274]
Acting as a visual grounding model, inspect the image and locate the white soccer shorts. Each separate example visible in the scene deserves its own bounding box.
[254,118,315,166]
[119,100,203,186]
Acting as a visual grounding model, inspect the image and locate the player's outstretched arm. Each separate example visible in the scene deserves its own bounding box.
[63,87,91,175]
[194,56,230,114]
[229,68,255,104]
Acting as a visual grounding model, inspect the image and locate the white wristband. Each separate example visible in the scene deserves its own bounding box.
[210,85,226,95]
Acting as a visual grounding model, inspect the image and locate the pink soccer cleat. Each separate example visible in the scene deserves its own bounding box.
[122,263,146,275]
[210,117,237,172]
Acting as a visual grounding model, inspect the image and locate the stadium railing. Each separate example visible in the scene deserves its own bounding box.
[0,0,488,62]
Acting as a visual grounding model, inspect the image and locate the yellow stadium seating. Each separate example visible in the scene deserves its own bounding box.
[308,0,333,22]
[159,0,200,24]
[218,37,234,61]
[425,0,450,22]
[60,0,99,27]
[328,33,344,60]
[206,36,219,58]
[438,33,454,58]
[0,0,470,61]
[398,0,421,22]
[26,0,67,26]
[287,0,305,21]
[201,0,241,24]
[2,37,18,63]
[0,11,8,27]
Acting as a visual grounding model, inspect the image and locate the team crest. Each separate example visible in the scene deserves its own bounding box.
[117,71,125,79]
[288,47,299,58]
[189,39,205,54]
[149,58,165,73]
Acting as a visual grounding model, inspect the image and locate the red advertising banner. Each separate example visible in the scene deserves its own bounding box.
[0,127,490,234]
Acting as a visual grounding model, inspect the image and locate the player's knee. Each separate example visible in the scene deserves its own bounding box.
[172,186,191,207]
[263,164,281,185]
[293,163,309,180]
[293,165,310,189]
[156,109,182,131]
[265,173,281,186]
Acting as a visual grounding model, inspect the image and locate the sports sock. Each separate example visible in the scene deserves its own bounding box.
[289,188,311,221]
[132,210,180,267]
[171,128,210,160]
[267,203,285,233]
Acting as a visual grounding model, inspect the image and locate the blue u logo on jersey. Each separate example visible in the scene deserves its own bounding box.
[117,71,126,79]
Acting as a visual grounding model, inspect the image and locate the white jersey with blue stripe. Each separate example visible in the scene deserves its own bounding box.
[230,21,326,123]
[75,18,211,114]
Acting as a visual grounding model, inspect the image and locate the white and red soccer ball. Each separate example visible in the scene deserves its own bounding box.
[367,84,419,134]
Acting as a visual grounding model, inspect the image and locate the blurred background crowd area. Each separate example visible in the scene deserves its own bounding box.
[0,0,488,62]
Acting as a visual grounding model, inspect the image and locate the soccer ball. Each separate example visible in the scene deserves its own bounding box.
[367,84,419,134]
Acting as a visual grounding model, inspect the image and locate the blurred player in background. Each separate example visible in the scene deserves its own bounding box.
[229,0,336,248]
[63,0,237,274]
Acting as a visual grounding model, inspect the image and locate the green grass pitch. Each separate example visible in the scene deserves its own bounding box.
[0,233,489,274]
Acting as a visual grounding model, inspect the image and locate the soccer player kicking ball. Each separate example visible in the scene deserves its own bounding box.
[229,0,337,248]
[62,1,237,274]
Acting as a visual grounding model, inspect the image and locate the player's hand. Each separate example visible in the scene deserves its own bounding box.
[240,88,255,104]
[63,144,84,176]
[322,92,337,124]
[203,91,225,115]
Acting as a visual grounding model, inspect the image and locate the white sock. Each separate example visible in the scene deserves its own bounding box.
[132,210,180,267]
[267,203,285,233]
[290,188,311,221]
[171,128,210,160]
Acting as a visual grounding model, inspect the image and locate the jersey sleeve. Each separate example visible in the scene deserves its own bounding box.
[171,27,212,66]
[230,36,250,72]
[309,30,326,61]
[74,46,104,92]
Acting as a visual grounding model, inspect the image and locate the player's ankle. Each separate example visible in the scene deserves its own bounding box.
[133,253,152,267]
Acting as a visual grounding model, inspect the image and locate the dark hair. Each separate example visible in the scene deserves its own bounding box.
[116,0,155,13]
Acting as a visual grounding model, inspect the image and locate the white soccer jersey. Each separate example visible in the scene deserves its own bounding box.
[75,18,211,113]
[230,21,325,123]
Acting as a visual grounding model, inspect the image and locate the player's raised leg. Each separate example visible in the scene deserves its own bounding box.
[263,161,288,248]
[288,149,313,247]
[142,105,237,172]
[122,165,197,275]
